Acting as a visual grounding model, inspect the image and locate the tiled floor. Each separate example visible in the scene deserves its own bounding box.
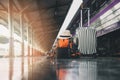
[1,57,120,80]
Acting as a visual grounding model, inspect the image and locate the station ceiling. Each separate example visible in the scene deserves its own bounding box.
[0,0,73,52]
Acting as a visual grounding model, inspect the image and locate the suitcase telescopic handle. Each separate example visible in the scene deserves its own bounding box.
[80,8,90,27]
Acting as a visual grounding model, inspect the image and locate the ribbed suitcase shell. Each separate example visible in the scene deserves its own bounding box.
[76,27,96,54]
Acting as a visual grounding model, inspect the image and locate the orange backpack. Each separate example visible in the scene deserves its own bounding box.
[58,39,69,48]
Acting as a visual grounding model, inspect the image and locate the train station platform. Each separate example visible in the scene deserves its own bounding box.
[24,57,120,80]
[0,0,120,80]
[1,57,120,80]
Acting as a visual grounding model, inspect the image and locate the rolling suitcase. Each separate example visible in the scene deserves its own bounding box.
[77,8,97,55]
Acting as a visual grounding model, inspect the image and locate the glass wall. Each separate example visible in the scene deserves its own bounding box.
[0,24,9,57]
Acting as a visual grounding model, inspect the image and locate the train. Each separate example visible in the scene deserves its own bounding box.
[69,0,120,56]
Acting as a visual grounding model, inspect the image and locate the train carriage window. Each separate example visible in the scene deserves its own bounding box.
[82,0,112,26]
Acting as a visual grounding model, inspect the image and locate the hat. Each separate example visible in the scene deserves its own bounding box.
[58,30,72,39]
